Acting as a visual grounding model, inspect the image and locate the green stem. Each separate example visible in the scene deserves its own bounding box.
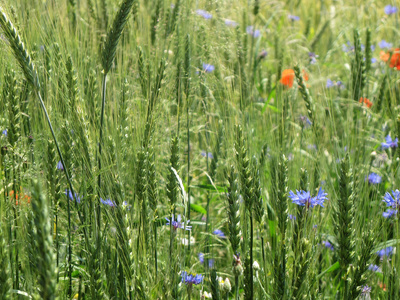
[98,73,107,229]
[235,276,239,300]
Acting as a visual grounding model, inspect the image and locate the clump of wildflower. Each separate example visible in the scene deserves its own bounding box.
[368,264,382,272]
[359,97,373,108]
[213,229,226,238]
[202,63,215,73]
[379,40,392,49]
[366,173,382,184]
[246,26,260,38]
[65,189,81,203]
[165,214,192,231]
[381,135,398,149]
[342,41,354,53]
[232,252,243,276]
[288,14,300,21]
[196,9,212,19]
[380,48,400,70]
[288,187,328,208]
[57,161,64,170]
[224,19,238,27]
[201,151,213,158]
[181,271,204,285]
[322,241,334,251]
[199,252,215,268]
[100,198,116,207]
[326,79,345,89]
[280,69,308,88]
[376,246,394,258]
[308,52,318,64]
[299,115,312,128]
[383,209,397,218]
[360,285,371,298]
[384,5,398,15]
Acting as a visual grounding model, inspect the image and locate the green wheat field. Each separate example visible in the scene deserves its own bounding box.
[1,0,400,299]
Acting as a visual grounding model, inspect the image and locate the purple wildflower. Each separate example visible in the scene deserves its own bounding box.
[360,285,371,297]
[213,229,226,238]
[57,161,64,170]
[342,41,354,53]
[101,198,116,207]
[308,52,318,64]
[65,189,81,203]
[379,40,393,49]
[288,14,300,21]
[299,115,312,128]
[198,252,215,268]
[381,135,398,149]
[322,241,334,251]
[224,19,238,27]
[196,9,212,19]
[366,173,382,184]
[181,271,204,285]
[166,214,192,231]
[246,26,260,38]
[376,246,393,258]
[202,63,215,73]
[368,264,382,272]
[383,209,397,218]
[383,190,400,210]
[371,57,377,63]
[257,49,268,59]
[289,214,296,220]
[289,187,328,208]
[326,79,334,88]
[201,151,213,158]
[2,129,7,136]
[384,5,398,15]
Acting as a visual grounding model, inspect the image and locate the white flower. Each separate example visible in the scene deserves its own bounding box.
[181,236,195,246]
[253,260,260,271]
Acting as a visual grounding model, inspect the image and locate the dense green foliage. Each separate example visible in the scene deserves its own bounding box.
[0,0,400,299]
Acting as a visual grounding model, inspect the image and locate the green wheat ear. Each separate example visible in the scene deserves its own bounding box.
[0,8,40,90]
[102,0,136,74]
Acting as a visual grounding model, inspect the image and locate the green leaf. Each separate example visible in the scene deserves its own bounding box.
[191,184,226,193]
[317,262,339,279]
[190,203,207,215]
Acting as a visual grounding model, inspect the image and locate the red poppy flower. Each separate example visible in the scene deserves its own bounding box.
[380,48,400,70]
[9,190,31,205]
[280,69,309,88]
[359,97,373,108]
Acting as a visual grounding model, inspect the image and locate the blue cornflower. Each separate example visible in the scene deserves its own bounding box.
[213,229,226,238]
[224,19,238,27]
[299,115,312,128]
[2,129,7,136]
[246,26,260,38]
[368,264,382,272]
[289,214,296,220]
[201,151,213,159]
[361,285,371,297]
[196,9,212,19]
[366,173,382,184]
[382,135,398,149]
[383,209,397,218]
[376,246,393,258]
[198,252,215,268]
[379,40,393,49]
[202,63,214,73]
[101,198,116,207]
[289,187,328,208]
[383,190,400,209]
[384,5,398,15]
[322,241,334,251]
[181,271,204,285]
[166,214,192,231]
[257,49,268,59]
[342,41,354,53]
[57,161,64,170]
[371,57,377,64]
[326,79,334,88]
[308,52,318,64]
[65,189,81,203]
[288,14,300,21]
